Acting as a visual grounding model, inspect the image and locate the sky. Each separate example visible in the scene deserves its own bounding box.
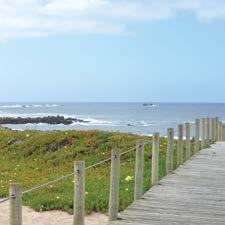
[1,0,225,103]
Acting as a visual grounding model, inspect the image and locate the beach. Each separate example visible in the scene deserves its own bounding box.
[0,200,107,225]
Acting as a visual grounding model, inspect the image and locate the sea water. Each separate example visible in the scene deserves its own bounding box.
[0,102,224,136]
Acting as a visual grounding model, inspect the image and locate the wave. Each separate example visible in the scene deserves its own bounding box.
[0,104,60,108]
[74,118,121,127]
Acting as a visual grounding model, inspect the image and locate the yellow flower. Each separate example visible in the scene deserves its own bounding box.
[125,176,133,182]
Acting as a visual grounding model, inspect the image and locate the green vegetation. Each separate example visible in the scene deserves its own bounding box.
[0,128,195,214]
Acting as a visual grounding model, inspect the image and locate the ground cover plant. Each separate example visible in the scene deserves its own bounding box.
[0,128,195,214]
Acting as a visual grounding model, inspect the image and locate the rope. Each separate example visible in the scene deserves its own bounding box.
[143,141,152,146]
[22,171,76,195]
[87,140,152,168]
[120,146,136,156]
[0,140,152,200]
[0,196,13,204]
[85,157,111,170]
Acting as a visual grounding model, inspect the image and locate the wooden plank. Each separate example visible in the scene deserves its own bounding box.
[108,143,225,225]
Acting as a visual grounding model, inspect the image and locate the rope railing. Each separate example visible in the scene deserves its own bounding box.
[0,140,152,203]
[0,116,222,225]
[120,146,136,156]
[0,196,13,204]
[85,157,111,170]
[0,129,205,204]
[22,171,76,195]
[0,119,217,204]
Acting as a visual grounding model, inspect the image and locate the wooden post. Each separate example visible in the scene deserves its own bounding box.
[213,118,216,143]
[152,132,159,186]
[134,141,144,200]
[9,183,22,225]
[214,117,217,142]
[185,123,191,160]
[218,121,221,142]
[108,149,121,221]
[210,118,214,143]
[218,121,222,141]
[212,118,216,143]
[222,124,225,141]
[73,161,85,225]
[205,118,210,147]
[195,119,200,153]
[201,118,205,149]
[166,128,174,174]
[177,124,183,166]
[221,121,223,141]
[215,117,219,142]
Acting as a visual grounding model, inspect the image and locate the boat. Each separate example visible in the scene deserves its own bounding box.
[143,103,157,107]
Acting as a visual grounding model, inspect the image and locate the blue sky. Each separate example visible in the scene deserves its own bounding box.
[1,0,225,102]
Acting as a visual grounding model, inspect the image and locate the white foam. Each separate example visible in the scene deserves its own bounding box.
[74,118,120,127]
[0,104,60,108]
[140,121,153,127]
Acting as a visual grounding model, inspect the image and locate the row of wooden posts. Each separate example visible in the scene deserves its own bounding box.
[7,117,223,225]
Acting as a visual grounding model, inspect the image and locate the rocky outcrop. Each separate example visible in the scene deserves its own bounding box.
[0,116,88,125]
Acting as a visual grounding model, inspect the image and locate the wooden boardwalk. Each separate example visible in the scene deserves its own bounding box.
[109,142,225,225]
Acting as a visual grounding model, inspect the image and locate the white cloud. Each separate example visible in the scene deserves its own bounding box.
[0,0,225,41]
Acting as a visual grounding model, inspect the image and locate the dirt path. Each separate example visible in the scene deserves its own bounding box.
[0,200,107,225]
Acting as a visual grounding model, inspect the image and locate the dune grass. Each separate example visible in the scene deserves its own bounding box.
[0,128,195,214]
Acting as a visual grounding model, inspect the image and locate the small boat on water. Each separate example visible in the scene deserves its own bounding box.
[143,103,157,107]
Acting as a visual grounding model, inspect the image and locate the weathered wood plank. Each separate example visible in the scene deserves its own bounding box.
[108,143,225,225]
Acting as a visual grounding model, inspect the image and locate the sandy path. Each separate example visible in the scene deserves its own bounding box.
[0,200,108,225]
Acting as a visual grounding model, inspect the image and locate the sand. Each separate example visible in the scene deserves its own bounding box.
[0,200,108,225]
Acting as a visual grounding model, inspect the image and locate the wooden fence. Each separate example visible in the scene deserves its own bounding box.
[2,116,224,225]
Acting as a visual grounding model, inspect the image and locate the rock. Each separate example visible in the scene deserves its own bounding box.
[127,123,134,126]
[0,116,88,125]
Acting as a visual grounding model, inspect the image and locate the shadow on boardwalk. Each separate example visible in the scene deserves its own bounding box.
[109,143,225,225]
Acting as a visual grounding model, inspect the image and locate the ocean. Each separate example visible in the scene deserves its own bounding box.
[0,103,224,136]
